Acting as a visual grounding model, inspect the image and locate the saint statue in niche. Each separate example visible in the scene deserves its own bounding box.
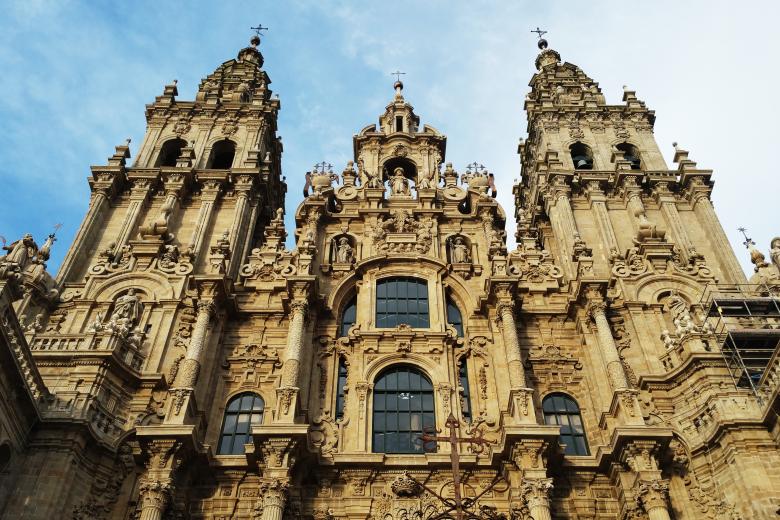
[451,236,470,264]
[390,167,411,197]
[335,237,354,264]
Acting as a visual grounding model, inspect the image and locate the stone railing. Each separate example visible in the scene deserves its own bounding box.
[31,332,144,372]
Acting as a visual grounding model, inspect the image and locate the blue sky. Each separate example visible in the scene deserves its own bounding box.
[2,0,778,275]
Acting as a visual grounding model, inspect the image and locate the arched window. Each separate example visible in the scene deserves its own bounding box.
[341,296,357,337]
[542,393,589,456]
[208,139,236,169]
[335,356,348,420]
[217,392,264,455]
[616,142,641,170]
[373,366,435,454]
[570,142,593,170]
[155,138,187,167]
[376,277,429,328]
[446,297,464,337]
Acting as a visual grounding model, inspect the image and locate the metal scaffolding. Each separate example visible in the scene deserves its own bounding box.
[701,284,780,398]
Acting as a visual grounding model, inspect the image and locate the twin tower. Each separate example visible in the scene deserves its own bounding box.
[1,34,779,520]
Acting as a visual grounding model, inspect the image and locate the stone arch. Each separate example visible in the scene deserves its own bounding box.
[206,138,237,169]
[201,135,241,169]
[153,136,187,167]
[365,354,442,384]
[88,271,175,302]
[633,274,703,305]
[381,155,417,183]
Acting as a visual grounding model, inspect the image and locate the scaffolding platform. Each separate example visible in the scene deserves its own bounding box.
[700,284,780,397]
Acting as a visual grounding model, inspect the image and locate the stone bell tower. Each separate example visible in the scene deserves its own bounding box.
[0,34,286,519]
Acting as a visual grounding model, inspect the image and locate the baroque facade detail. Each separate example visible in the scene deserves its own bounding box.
[0,32,779,520]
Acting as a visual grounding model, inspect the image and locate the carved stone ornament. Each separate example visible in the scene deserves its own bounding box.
[391,472,422,497]
[369,210,434,254]
[610,247,648,278]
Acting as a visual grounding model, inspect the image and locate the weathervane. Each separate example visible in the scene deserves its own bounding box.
[738,227,754,248]
[391,70,406,83]
[532,27,549,50]
[531,27,547,39]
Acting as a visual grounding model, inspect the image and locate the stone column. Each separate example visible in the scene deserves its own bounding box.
[137,479,172,520]
[174,300,215,388]
[187,180,222,262]
[544,179,578,278]
[56,188,110,284]
[587,300,629,391]
[522,478,554,520]
[227,175,253,279]
[281,301,307,387]
[259,480,289,520]
[637,480,672,520]
[498,301,526,388]
[113,179,152,259]
[690,190,747,284]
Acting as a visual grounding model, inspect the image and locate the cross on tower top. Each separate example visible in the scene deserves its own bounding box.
[250,24,269,38]
[738,227,754,248]
[531,27,547,39]
[391,70,406,83]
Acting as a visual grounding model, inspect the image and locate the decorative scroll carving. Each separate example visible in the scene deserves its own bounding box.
[369,210,434,254]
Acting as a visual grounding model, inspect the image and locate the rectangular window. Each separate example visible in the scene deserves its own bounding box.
[375,278,430,329]
[395,116,403,132]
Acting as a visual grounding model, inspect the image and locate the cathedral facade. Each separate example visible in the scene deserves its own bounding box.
[1,34,780,519]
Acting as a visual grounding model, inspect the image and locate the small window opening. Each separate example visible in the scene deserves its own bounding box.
[570,142,593,170]
[616,143,641,170]
[155,138,187,167]
[335,357,348,420]
[459,360,472,422]
[209,139,236,169]
[395,116,404,132]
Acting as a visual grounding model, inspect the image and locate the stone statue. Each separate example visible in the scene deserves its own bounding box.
[110,289,144,327]
[390,167,411,197]
[771,237,780,273]
[451,236,470,264]
[1,233,37,270]
[335,237,354,264]
[417,169,433,190]
[667,293,697,336]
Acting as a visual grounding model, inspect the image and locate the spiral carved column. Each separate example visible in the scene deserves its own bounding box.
[174,300,215,388]
[587,300,629,391]
[498,301,526,388]
[281,301,307,387]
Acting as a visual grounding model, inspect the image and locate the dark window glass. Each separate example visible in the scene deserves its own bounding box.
[376,278,429,328]
[217,393,264,455]
[459,360,472,422]
[396,116,403,132]
[373,366,435,454]
[542,393,589,456]
[446,298,464,337]
[570,142,593,171]
[341,296,357,337]
[335,357,348,420]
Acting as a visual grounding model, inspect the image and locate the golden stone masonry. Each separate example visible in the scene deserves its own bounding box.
[1,33,779,519]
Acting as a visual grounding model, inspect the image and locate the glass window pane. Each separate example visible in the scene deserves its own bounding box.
[398,412,410,430]
[386,393,397,410]
[252,397,264,411]
[227,398,240,412]
[387,282,397,298]
[377,283,386,298]
[374,413,385,430]
[422,393,433,410]
[236,414,250,433]
[240,395,253,411]
[223,414,237,432]
[219,436,234,454]
[574,437,588,455]
[374,433,384,452]
[250,412,263,424]
[233,434,248,450]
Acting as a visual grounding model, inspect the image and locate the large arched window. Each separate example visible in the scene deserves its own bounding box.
[155,138,187,167]
[373,366,435,454]
[376,277,429,328]
[542,393,589,456]
[208,139,236,169]
[341,296,357,337]
[217,392,265,455]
